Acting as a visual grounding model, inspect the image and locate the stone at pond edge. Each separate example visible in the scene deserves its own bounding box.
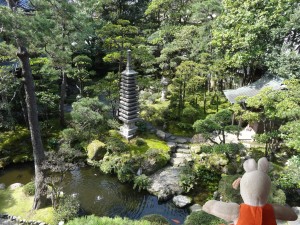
[8,183,23,190]
[147,166,183,201]
[0,183,5,190]
[172,195,192,208]
[189,204,202,212]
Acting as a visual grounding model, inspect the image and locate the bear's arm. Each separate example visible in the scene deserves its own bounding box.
[272,204,298,221]
[203,200,240,222]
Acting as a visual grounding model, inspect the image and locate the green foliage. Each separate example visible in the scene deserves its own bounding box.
[218,174,243,203]
[100,155,122,174]
[278,155,300,190]
[23,181,35,196]
[54,195,80,224]
[184,211,226,225]
[133,174,150,192]
[86,140,106,160]
[105,137,127,154]
[135,138,147,146]
[142,148,170,174]
[193,109,235,144]
[0,127,32,167]
[66,215,156,225]
[141,214,170,225]
[180,164,198,192]
[269,187,286,205]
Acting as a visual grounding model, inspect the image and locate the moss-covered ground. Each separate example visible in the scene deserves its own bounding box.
[0,187,55,225]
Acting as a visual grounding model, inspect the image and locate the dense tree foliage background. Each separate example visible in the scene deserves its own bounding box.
[0,0,299,217]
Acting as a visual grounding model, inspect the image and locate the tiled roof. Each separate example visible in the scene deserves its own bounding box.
[0,0,34,11]
[223,74,284,104]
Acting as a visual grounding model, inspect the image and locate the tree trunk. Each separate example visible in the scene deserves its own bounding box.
[17,46,47,210]
[59,70,67,127]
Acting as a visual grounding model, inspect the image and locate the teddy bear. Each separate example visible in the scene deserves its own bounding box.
[203,157,298,225]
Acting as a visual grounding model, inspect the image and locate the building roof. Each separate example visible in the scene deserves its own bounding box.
[0,0,34,11]
[223,74,285,104]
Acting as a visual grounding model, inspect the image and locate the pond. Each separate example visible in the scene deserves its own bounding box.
[0,163,189,225]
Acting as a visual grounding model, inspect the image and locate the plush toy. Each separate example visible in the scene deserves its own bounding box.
[203,157,298,225]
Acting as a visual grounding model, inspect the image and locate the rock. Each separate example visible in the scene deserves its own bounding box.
[147,166,183,200]
[172,195,192,208]
[177,144,190,149]
[292,207,300,216]
[190,145,200,154]
[175,137,188,144]
[189,204,202,212]
[0,183,5,190]
[156,130,166,140]
[191,134,206,143]
[176,148,191,154]
[167,142,177,152]
[86,140,106,160]
[170,158,191,167]
[8,183,23,190]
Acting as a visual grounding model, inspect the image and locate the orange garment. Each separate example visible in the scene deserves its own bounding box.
[236,204,277,225]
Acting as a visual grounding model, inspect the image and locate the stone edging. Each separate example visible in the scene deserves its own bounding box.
[0,214,48,225]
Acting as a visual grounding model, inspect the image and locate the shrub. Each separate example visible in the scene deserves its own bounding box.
[180,164,198,192]
[66,215,154,225]
[278,155,300,190]
[218,174,243,203]
[136,120,147,133]
[141,214,170,225]
[100,155,121,174]
[142,148,170,175]
[54,195,80,224]
[105,137,127,154]
[23,181,35,196]
[183,211,226,225]
[133,174,150,192]
[136,138,146,146]
[117,162,135,183]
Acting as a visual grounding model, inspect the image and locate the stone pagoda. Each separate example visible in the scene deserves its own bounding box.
[119,50,139,139]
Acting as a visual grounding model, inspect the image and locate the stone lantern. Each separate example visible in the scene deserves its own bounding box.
[118,50,139,139]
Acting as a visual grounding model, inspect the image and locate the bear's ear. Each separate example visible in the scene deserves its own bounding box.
[243,158,257,172]
[258,157,269,173]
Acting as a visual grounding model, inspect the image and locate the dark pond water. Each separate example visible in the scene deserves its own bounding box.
[0,163,189,225]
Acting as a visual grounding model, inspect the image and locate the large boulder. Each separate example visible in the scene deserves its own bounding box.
[8,183,23,190]
[147,166,183,200]
[86,140,106,160]
[142,149,170,175]
[172,195,192,208]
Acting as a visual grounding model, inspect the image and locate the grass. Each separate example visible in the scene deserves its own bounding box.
[0,187,55,225]
[127,134,169,155]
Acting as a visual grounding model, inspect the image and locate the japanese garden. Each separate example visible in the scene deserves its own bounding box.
[0,0,299,225]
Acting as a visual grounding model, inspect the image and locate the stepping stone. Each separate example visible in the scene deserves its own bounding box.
[177,144,190,149]
[172,153,192,158]
[175,137,188,144]
[176,148,191,154]
[189,204,202,212]
[170,157,192,166]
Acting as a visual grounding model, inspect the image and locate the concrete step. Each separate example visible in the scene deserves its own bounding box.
[176,148,191,154]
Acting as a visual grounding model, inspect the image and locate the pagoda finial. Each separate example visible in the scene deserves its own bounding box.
[126,49,132,70]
